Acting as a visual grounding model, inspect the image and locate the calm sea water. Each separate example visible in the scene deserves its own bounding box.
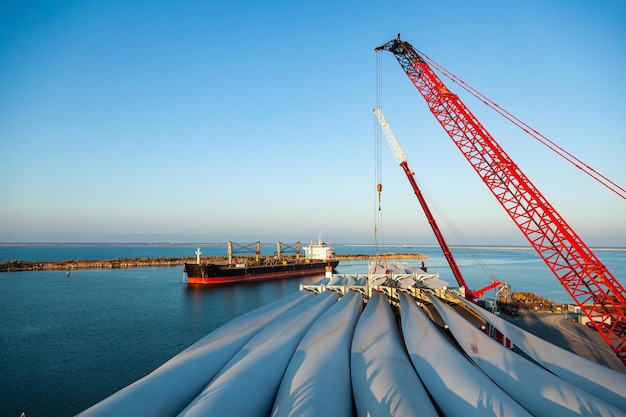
[1,244,624,416]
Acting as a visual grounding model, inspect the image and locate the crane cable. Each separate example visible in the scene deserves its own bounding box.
[373,50,388,273]
[412,168,500,284]
[419,52,626,200]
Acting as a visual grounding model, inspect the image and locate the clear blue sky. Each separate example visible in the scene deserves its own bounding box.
[1,0,624,246]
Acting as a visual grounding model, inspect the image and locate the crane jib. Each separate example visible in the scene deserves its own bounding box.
[376,34,626,366]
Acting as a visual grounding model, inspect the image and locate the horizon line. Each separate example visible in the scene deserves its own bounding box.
[1,242,625,251]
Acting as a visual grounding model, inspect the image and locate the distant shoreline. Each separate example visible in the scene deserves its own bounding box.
[0,253,428,272]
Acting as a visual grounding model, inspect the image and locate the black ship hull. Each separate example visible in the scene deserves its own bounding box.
[184,260,339,285]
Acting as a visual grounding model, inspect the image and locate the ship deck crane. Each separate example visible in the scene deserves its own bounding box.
[373,107,499,300]
[376,34,626,366]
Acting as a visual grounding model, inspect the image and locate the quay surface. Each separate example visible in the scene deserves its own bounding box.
[504,311,626,374]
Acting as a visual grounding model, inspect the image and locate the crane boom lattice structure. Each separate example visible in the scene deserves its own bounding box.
[376,35,626,365]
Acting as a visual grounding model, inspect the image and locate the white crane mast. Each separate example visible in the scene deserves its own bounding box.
[373,107,407,164]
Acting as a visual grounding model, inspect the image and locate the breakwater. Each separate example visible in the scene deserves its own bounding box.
[0,253,427,272]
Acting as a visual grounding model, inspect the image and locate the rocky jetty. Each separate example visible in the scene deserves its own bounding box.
[0,257,197,272]
[0,252,427,272]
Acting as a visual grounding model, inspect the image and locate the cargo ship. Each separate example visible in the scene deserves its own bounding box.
[184,237,339,285]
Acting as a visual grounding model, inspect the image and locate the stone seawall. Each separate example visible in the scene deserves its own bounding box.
[0,253,427,272]
[0,257,198,272]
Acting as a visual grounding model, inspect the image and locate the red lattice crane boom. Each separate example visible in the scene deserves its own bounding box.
[376,34,626,365]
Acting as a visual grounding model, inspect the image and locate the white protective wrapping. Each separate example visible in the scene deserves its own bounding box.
[178,291,339,417]
[399,293,532,417]
[351,291,438,417]
[271,290,364,417]
[451,292,626,412]
[428,294,626,417]
[76,290,314,417]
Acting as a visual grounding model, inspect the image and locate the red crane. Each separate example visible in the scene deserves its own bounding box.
[373,107,499,301]
[376,34,626,365]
